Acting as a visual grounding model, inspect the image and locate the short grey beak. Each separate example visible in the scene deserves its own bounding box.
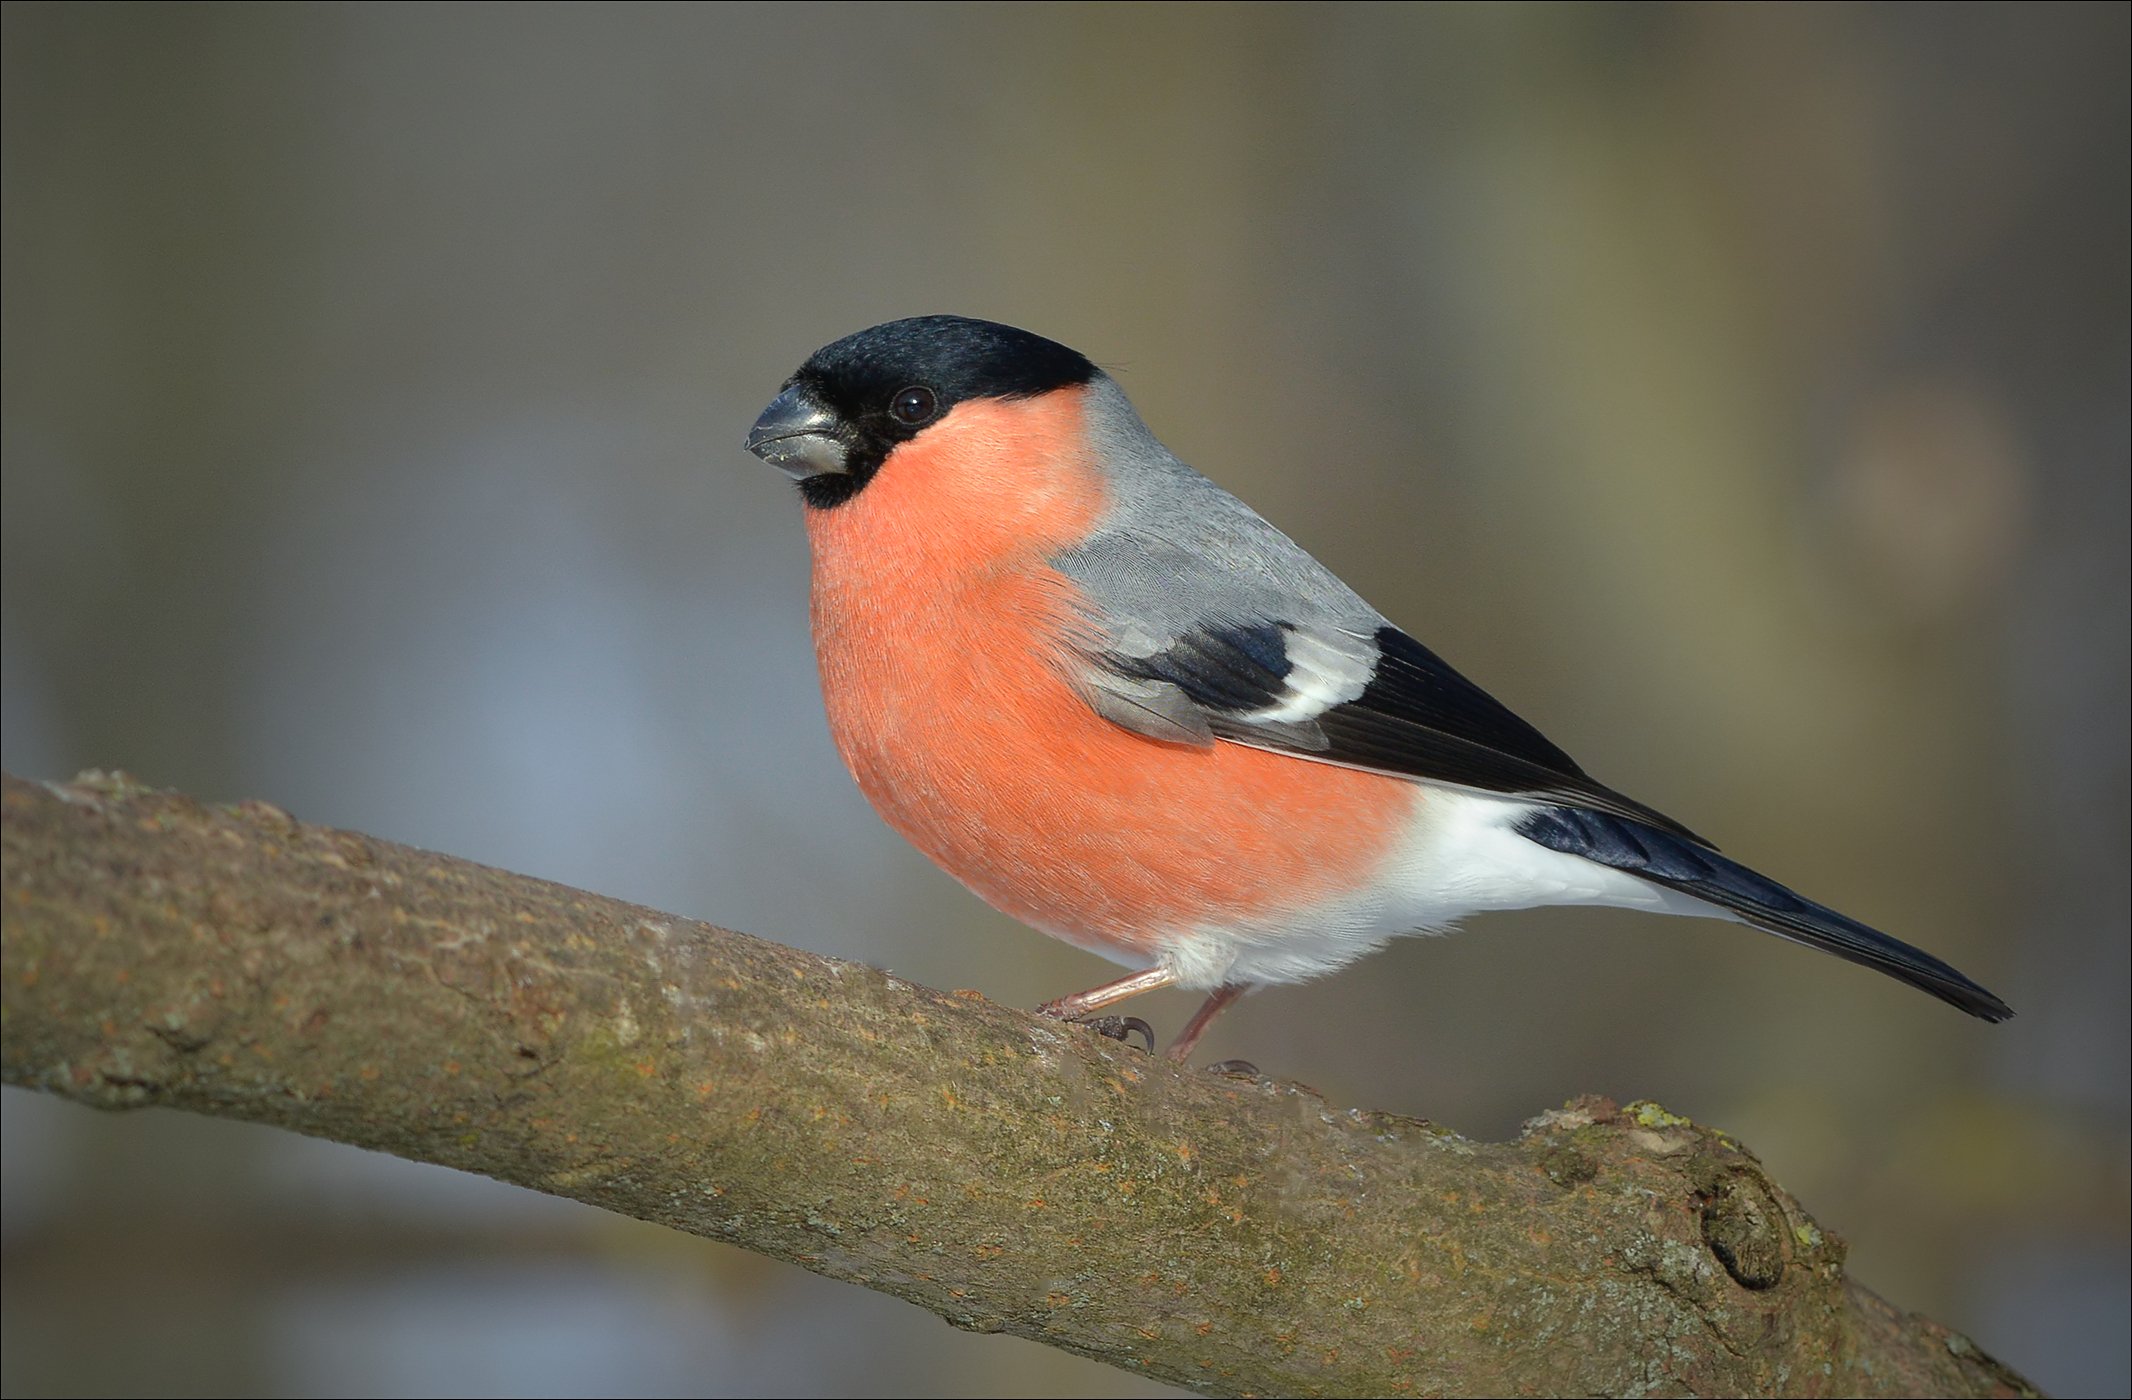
[746,386,848,480]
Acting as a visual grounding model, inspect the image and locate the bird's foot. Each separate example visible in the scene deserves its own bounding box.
[1032,995,1158,1054]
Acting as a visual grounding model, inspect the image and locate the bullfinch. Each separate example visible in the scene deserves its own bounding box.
[745,315,2012,1062]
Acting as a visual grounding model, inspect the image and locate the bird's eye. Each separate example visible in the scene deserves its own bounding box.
[888,386,939,426]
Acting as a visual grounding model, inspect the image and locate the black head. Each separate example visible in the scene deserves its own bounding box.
[745,316,1099,509]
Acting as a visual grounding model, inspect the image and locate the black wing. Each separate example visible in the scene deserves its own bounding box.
[1102,620,1712,845]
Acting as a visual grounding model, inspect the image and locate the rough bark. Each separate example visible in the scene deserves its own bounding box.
[0,771,2035,1398]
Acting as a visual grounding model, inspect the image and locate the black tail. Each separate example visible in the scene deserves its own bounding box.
[1517,806,2013,1022]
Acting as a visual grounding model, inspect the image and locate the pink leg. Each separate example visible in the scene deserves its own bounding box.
[1036,966,1176,1021]
[1165,983,1249,1062]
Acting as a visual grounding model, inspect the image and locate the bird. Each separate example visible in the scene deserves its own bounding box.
[744,314,2012,1063]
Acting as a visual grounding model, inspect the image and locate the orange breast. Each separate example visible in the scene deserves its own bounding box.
[804,388,1418,961]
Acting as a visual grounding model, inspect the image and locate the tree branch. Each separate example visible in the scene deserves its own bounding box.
[0,771,2034,1397]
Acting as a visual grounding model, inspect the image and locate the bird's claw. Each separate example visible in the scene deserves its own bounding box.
[1082,1015,1157,1055]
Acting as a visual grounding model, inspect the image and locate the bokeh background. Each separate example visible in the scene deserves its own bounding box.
[4,4,2126,1396]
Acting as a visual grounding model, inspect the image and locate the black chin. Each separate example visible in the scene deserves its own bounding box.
[797,467,873,510]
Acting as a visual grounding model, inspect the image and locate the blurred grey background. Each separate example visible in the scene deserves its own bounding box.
[3,4,2125,1396]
